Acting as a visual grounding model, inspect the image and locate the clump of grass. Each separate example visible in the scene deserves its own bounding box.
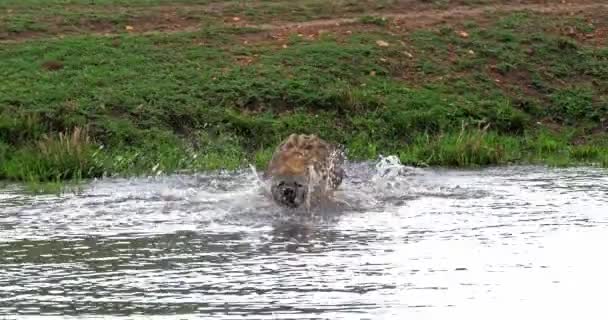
[527,129,570,158]
[0,112,46,145]
[347,133,379,160]
[359,15,389,26]
[253,147,274,169]
[551,87,594,123]
[523,130,608,167]
[398,128,608,168]
[38,127,91,159]
[400,126,520,167]
[1,127,102,182]
[550,86,600,124]
[601,153,608,168]
[3,14,48,34]
[570,145,600,160]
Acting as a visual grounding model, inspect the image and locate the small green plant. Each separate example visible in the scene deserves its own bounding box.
[359,15,388,26]
[550,87,596,123]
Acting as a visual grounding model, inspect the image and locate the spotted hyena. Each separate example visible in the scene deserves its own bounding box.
[266,134,345,208]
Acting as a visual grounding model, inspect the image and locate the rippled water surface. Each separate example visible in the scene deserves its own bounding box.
[1,157,607,319]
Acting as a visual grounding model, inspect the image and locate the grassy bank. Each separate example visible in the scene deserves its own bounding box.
[1,0,607,185]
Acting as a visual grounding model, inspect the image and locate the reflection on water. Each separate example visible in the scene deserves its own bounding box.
[1,156,607,319]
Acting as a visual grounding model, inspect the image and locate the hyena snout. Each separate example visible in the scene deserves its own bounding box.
[271,180,308,208]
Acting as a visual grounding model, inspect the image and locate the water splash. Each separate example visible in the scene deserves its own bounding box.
[374,155,406,174]
[248,164,271,196]
[367,155,415,202]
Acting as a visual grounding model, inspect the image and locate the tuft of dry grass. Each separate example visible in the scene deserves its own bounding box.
[37,126,92,161]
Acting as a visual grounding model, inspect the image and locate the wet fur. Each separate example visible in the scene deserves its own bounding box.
[266,134,345,207]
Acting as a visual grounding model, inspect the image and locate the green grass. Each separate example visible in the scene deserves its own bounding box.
[1,7,607,185]
[397,128,608,168]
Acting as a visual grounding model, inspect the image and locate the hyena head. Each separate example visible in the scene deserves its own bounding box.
[270,174,308,208]
[267,134,344,208]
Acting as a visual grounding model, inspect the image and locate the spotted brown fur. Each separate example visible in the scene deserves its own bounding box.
[267,134,345,204]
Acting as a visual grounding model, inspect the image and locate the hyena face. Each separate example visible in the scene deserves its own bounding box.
[266,134,345,209]
[270,175,308,208]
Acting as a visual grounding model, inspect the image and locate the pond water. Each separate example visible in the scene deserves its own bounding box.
[1,156,607,319]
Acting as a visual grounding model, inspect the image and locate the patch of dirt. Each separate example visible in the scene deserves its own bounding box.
[537,117,565,133]
[41,60,64,71]
[125,14,203,33]
[234,55,257,66]
[486,60,546,99]
[1,0,606,43]
[239,22,385,47]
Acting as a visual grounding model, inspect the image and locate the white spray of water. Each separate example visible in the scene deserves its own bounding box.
[248,164,270,196]
[369,155,413,198]
[306,164,318,213]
